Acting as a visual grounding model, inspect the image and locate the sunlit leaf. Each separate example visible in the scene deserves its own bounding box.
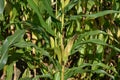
[64,34,78,62]
[54,72,60,80]
[6,63,14,80]
[21,68,31,79]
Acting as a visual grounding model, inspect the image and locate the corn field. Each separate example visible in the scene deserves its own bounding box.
[0,0,120,80]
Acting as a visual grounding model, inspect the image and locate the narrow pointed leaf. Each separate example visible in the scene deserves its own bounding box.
[81,39,120,52]
[27,0,54,36]
[70,10,120,19]
[0,0,4,14]
[0,30,25,70]
[42,0,54,17]
[64,34,78,62]
[72,30,107,53]
[92,69,114,79]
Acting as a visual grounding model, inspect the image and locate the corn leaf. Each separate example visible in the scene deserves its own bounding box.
[41,0,54,17]
[27,0,55,36]
[70,10,120,19]
[0,30,25,70]
[0,0,4,14]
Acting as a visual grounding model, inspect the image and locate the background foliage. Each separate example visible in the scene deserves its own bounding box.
[0,0,120,80]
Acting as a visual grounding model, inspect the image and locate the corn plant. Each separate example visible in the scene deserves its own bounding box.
[0,0,120,80]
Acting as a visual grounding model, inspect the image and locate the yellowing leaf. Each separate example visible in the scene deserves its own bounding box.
[50,37,54,48]
[64,34,78,62]
[117,28,120,38]
[64,0,70,7]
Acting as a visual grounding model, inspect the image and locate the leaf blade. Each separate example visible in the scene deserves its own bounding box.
[27,0,55,36]
[0,30,25,70]
[0,0,4,14]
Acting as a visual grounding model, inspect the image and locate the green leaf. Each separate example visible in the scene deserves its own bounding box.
[73,38,120,54]
[76,30,107,43]
[70,10,120,19]
[92,69,114,79]
[21,68,31,79]
[41,0,54,17]
[0,0,4,14]
[72,30,107,54]
[84,10,120,19]
[27,0,54,36]
[13,40,35,48]
[81,39,120,52]
[0,30,25,70]
[19,77,31,80]
[32,74,53,80]
[65,63,115,80]
[64,67,88,80]
[6,63,14,80]
[54,72,60,80]
[87,0,95,11]
[64,0,78,13]
[72,30,120,55]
